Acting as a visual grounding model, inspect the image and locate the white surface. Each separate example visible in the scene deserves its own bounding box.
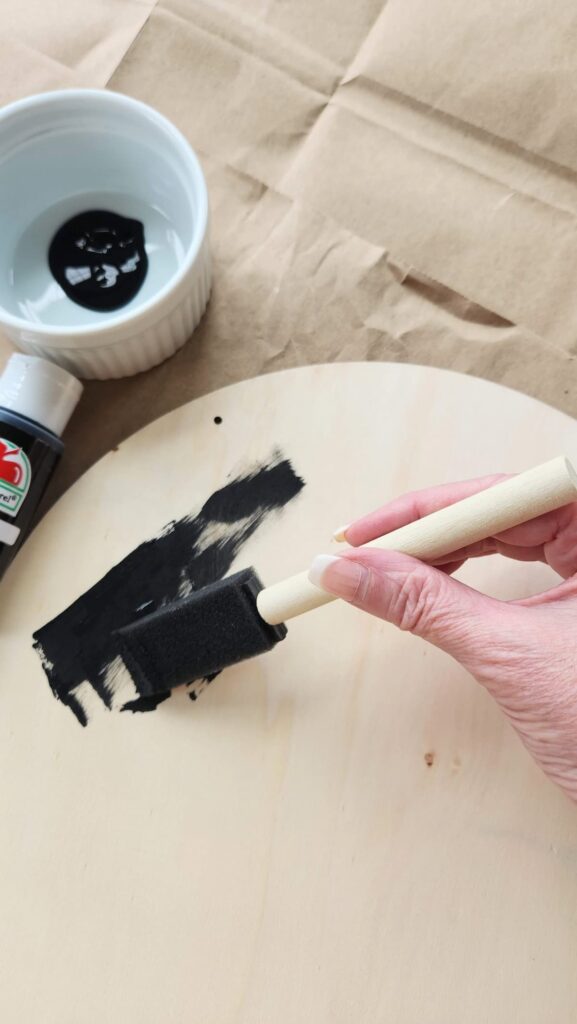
[1,364,577,1023]
[0,90,211,378]
[0,518,20,545]
[0,354,82,436]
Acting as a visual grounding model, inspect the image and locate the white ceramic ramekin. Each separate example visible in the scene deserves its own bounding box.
[0,90,211,379]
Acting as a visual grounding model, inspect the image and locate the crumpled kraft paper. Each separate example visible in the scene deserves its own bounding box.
[2,0,577,506]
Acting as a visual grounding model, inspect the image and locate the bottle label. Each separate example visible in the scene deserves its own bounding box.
[0,438,32,517]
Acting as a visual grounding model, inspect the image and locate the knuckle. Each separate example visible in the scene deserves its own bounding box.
[389,570,441,634]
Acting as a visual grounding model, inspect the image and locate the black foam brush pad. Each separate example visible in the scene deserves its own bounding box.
[114,568,287,696]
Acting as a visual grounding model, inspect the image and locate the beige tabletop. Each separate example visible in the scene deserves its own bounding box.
[1,0,577,499]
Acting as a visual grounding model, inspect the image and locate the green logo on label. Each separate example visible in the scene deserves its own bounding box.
[0,439,32,518]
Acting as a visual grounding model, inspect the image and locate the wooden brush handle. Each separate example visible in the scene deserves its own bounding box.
[257,456,577,625]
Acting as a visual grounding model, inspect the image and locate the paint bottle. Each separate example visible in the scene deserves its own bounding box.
[0,354,83,582]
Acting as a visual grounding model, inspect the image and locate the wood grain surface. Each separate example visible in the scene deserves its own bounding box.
[1,363,576,1023]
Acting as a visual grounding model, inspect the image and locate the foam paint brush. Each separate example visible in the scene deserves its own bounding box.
[115,456,577,697]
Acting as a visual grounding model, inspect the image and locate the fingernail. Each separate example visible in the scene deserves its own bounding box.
[332,524,350,542]
[308,554,368,601]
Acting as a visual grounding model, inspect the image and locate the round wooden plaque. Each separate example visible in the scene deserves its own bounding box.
[1,364,576,1022]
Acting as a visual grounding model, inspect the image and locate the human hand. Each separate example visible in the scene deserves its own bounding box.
[308,475,577,802]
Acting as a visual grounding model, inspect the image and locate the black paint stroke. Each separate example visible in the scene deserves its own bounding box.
[33,453,305,725]
[121,691,172,714]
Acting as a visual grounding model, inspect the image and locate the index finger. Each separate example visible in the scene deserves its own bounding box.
[342,474,508,547]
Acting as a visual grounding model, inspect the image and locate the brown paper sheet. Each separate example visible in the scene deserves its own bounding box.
[1,0,577,505]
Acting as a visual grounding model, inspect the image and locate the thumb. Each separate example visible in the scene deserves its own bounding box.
[308,548,515,667]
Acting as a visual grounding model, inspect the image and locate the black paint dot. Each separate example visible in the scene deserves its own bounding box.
[48,209,148,313]
[214,416,223,425]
